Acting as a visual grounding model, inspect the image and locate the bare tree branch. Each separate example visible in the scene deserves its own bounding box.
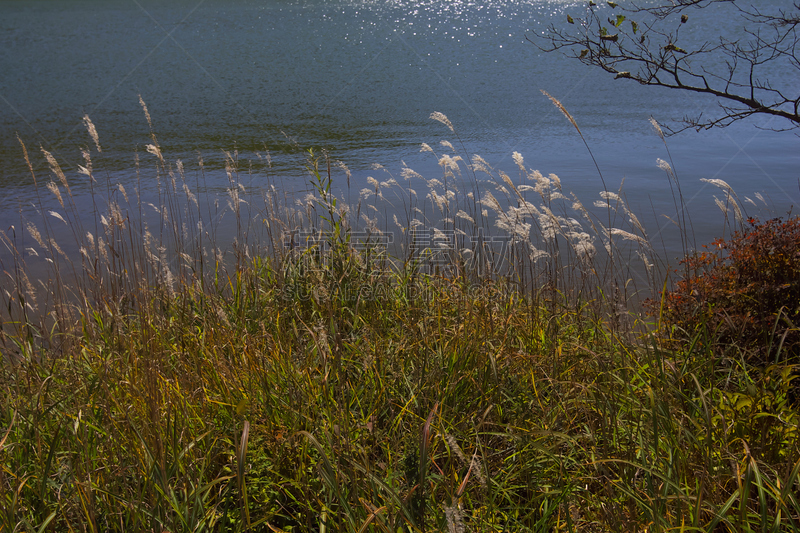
[532,0,800,133]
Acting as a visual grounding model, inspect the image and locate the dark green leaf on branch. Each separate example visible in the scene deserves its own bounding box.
[579,49,589,58]
[631,20,638,34]
[615,15,626,27]
[664,44,687,54]
[607,1,617,7]
[567,14,574,24]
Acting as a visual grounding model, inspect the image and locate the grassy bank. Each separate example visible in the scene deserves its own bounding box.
[1,110,798,532]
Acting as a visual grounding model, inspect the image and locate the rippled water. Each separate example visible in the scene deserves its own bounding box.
[1,0,798,263]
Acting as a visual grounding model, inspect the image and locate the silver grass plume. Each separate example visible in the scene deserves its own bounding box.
[401,167,424,180]
[139,94,152,129]
[146,144,164,164]
[42,149,67,188]
[47,181,64,208]
[48,238,67,260]
[49,211,67,225]
[650,117,665,142]
[83,115,102,153]
[512,151,525,172]
[26,223,45,248]
[455,210,474,224]
[117,183,129,203]
[471,154,492,174]
[78,149,93,179]
[609,228,648,245]
[430,111,455,133]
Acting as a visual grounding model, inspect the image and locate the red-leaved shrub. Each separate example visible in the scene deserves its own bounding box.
[653,217,800,363]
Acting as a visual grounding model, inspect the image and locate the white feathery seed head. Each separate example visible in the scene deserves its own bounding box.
[481,191,502,213]
[27,223,45,248]
[139,94,152,128]
[571,232,596,261]
[146,144,163,162]
[49,238,67,260]
[610,228,648,245]
[701,178,734,195]
[428,190,449,212]
[600,191,621,203]
[430,111,455,133]
[500,171,515,190]
[638,250,654,271]
[471,154,491,174]
[628,212,645,234]
[438,154,463,175]
[512,151,525,171]
[83,115,102,153]
[401,167,423,180]
[117,183,129,203]
[47,181,64,208]
[650,117,665,141]
[529,248,549,262]
[455,210,474,224]
[42,149,67,188]
[183,183,197,206]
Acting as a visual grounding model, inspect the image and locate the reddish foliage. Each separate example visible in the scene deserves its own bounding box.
[652,217,800,362]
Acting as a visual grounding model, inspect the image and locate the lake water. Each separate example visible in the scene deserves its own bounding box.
[1,0,798,272]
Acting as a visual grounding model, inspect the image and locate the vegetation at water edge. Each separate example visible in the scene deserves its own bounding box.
[1,109,798,532]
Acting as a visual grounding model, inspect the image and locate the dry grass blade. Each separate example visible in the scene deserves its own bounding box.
[357,501,389,533]
[0,411,15,451]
